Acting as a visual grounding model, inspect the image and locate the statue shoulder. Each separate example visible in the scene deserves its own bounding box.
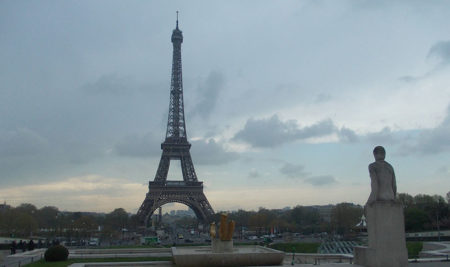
[383,161,395,170]
[386,162,394,172]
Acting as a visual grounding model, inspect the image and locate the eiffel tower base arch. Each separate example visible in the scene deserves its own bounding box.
[138,181,214,227]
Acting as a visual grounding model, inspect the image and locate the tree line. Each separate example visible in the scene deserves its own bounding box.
[398,192,450,232]
[0,204,138,241]
[0,192,448,240]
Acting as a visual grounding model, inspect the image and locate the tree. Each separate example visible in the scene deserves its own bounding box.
[248,208,276,234]
[73,215,97,238]
[36,206,59,230]
[104,208,129,231]
[0,208,16,236]
[229,209,252,228]
[289,206,321,233]
[16,203,37,215]
[398,193,414,209]
[330,203,363,236]
[404,207,429,232]
[13,212,38,236]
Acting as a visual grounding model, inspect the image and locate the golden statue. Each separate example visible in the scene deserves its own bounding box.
[209,213,235,241]
[218,213,235,241]
[209,222,216,238]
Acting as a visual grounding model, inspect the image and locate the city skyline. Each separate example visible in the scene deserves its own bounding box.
[1,1,450,213]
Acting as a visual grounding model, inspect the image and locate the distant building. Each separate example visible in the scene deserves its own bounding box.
[175,209,195,217]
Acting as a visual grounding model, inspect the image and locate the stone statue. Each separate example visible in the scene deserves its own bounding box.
[366,146,397,205]
[355,146,408,267]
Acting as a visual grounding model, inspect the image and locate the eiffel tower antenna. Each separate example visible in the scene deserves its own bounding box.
[137,18,214,227]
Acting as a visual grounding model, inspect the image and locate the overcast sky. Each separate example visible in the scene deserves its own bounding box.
[1,0,450,213]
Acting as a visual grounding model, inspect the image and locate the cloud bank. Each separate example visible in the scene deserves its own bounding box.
[233,115,336,148]
[279,162,337,187]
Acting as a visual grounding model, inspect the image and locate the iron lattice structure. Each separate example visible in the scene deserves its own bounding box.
[137,19,215,226]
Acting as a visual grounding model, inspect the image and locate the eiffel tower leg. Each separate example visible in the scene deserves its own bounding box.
[180,191,215,223]
[196,192,215,222]
[154,152,170,182]
[180,152,197,182]
[137,194,156,227]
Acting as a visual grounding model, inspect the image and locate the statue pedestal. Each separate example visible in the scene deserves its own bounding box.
[212,239,233,253]
[354,201,408,267]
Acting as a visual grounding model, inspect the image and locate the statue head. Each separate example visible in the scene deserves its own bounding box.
[373,146,386,161]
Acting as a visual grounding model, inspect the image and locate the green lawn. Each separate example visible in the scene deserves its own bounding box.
[24,257,172,267]
[269,242,320,253]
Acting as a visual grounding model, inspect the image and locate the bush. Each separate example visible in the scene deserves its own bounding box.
[44,245,69,262]
[406,241,423,259]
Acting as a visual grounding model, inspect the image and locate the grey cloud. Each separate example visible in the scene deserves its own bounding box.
[398,75,418,83]
[190,139,238,165]
[428,40,450,66]
[315,93,332,103]
[399,40,450,83]
[334,113,450,155]
[233,115,297,147]
[304,175,338,186]
[295,119,336,139]
[0,128,48,157]
[233,115,336,148]
[115,132,162,158]
[412,120,450,154]
[279,163,337,187]
[337,126,399,145]
[82,74,136,95]
[435,166,449,175]
[279,163,308,179]
[190,71,224,119]
[0,128,106,186]
[232,114,414,149]
[398,105,450,155]
[338,127,359,143]
[248,169,260,179]
[366,127,396,144]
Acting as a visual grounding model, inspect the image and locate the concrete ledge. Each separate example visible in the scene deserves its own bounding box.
[68,261,173,267]
[70,248,171,254]
[172,245,284,267]
[285,252,353,265]
[68,248,171,259]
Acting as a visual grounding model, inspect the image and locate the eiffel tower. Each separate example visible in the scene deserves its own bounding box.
[137,16,214,226]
